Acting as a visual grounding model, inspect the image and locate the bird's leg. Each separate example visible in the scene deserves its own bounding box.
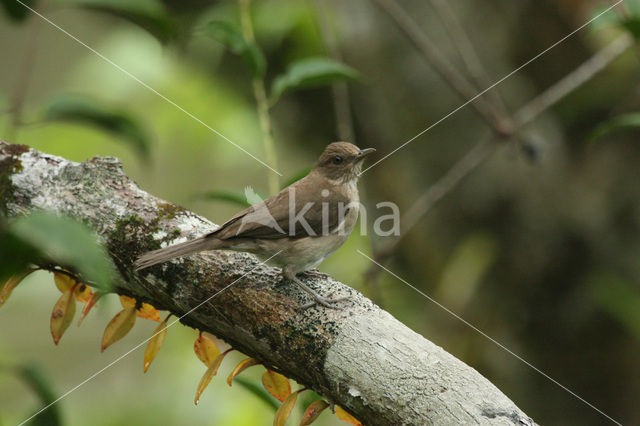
[282,267,349,309]
[300,269,330,279]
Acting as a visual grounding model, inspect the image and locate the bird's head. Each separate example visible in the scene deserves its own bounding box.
[313,142,376,183]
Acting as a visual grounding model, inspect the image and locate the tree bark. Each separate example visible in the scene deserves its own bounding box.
[0,141,535,425]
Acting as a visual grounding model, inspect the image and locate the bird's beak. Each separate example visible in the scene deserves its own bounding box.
[356,148,376,159]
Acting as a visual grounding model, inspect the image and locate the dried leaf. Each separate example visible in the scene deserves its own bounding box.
[120,295,161,322]
[262,369,291,402]
[78,291,101,325]
[194,333,221,366]
[274,390,299,426]
[227,358,259,386]
[194,351,227,405]
[50,285,77,345]
[101,307,137,352]
[300,399,329,425]
[0,269,35,308]
[335,406,363,425]
[143,315,169,373]
[54,272,94,303]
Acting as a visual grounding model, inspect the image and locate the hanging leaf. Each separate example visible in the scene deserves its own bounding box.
[120,295,162,322]
[143,314,169,373]
[300,399,329,425]
[194,332,221,366]
[192,190,251,208]
[194,351,229,405]
[67,0,175,44]
[43,95,151,162]
[227,358,260,386]
[334,406,363,425]
[0,269,36,308]
[101,307,137,352]
[8,212,114,292]
[270,57,360,104]
[589,113,640,145]
[273,389,300,426]
[50,285,78,345]
[0,0,37,22]
[78,291,102,325]
[262,369,291,402]
[54,272,94,303]
[203,21,266,78]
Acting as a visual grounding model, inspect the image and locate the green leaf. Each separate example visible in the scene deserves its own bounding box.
[0,0,37,22]
[621,17,640,39]
[203,21,266,78]
[282,167,311,189]
[589,113,640,144]
[44,95,151,162]
[270,57,361,104]
[8,212,114,292]
[15,363,62,426]
[234,377,279,411]
[0,222,40,284]
[61,0,174,43]
[193,190,251,208]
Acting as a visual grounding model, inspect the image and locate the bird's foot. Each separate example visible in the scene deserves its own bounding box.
[300,269,330,279]
[289,274,349,309]
[300,293,351,310]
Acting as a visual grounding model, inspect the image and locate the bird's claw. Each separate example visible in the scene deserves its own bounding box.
[299,293,350,309]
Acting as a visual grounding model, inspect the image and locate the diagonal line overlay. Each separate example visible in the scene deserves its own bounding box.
[14,0,282,176]
[18,251,282,426]
[357,250,622,425]
[360,0,624,175]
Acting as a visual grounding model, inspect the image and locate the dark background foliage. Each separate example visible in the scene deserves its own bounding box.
[1,0,639,425]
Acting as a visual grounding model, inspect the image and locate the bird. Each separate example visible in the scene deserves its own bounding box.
[134,142,376,308]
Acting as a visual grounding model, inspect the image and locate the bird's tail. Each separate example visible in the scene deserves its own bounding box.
[134,236,218,271]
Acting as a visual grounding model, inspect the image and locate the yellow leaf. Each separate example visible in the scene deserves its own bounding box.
[143,315,169,373]
[227,358,259,386]
[54,272,74,292]
[101,307,137,352]
[335,406,363,425]
[77,291,101,325]
[50,285,77,345]
[194,351,228,405]
[194,333,221,366]
[54,272,93,303]
[120,295,161,322]
[274,390,299,426]
[0,269,35,308]
[119,295,136,308]
[74,283,94,303]
[300,399,329,425]
[262,369,292,402]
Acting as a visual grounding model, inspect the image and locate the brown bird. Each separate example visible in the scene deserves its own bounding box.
[134,142,375,307]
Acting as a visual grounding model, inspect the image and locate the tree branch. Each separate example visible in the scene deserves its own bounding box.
[0,141,534,425]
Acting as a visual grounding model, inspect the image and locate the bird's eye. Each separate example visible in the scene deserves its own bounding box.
[332,155,343,165]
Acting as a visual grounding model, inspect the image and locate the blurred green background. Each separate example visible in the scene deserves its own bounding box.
[2,0,640,425]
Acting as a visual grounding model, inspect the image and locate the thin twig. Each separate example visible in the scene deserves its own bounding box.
[514,33,633,127]
[239,0,280,195]
[365,31,634,282]
[429,0,509,115]
[370,0,513,137]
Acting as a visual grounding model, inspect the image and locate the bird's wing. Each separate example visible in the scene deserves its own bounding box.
[208,178,352,240]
